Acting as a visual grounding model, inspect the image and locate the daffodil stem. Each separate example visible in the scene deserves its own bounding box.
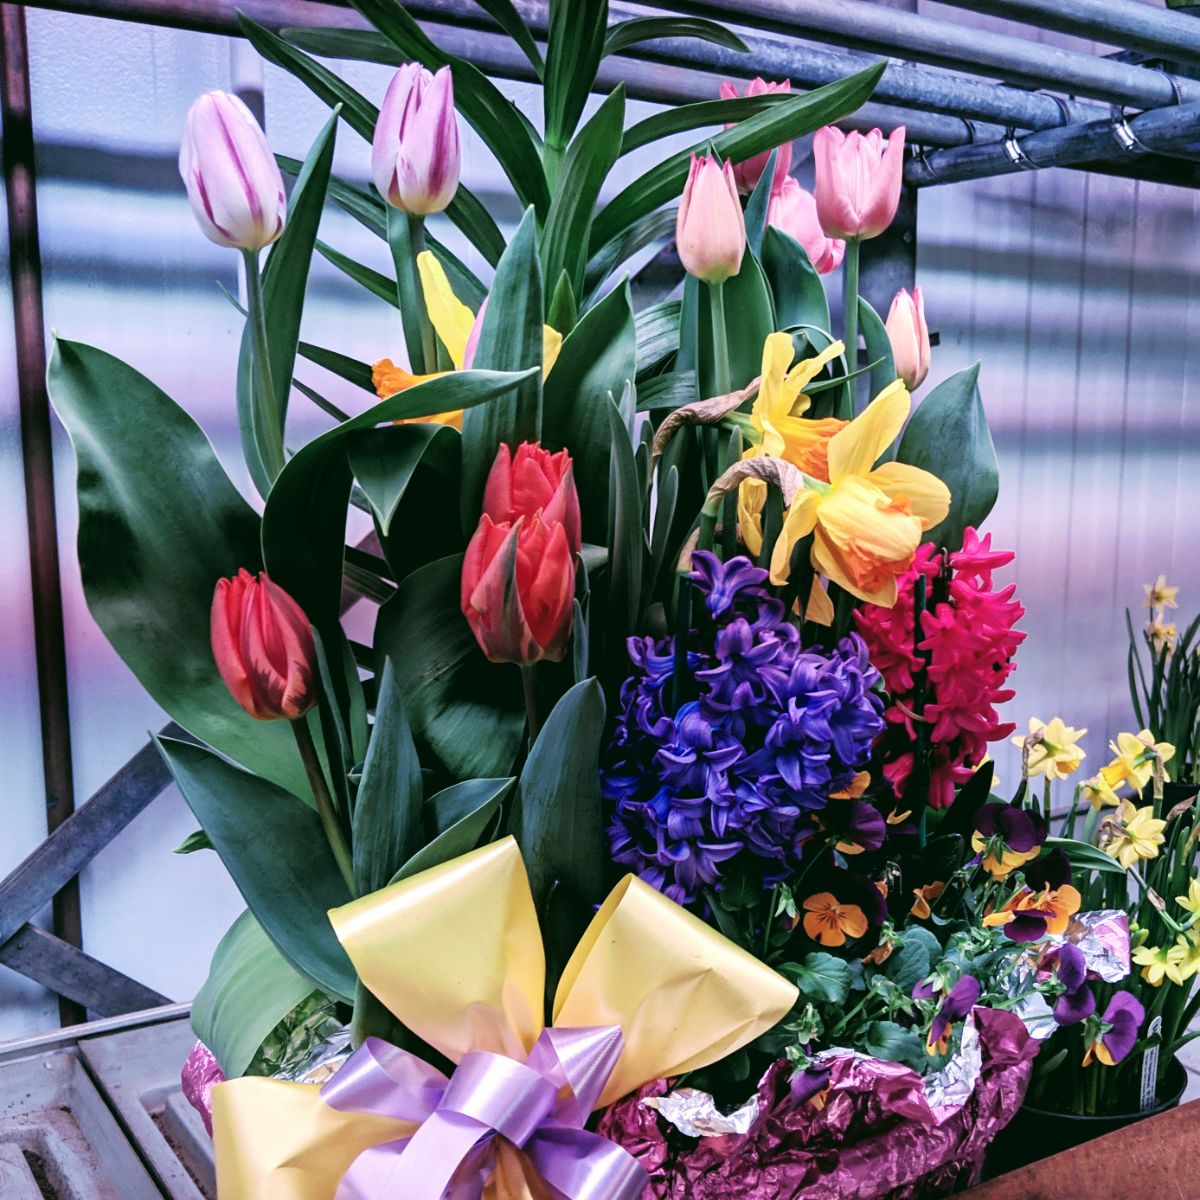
[841,238,861,419]
[243,249,285,484]
[407,214,438,375]
[521,665,542,744]
[708,280,732,397]
[292,719,356,894]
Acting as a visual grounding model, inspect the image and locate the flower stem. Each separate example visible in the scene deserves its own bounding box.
[841,238,861,419]
[242,248,285,482]
[708,280,731,397]
[292,718,355,894]
[521,664,541,744]
[407,214,438,375]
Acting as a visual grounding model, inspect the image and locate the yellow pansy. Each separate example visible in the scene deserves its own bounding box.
[1099,730,1175,794]
[768,381,951,606]
[1132,942,1188,987]
[1011,717,1087,781]
[1144,574,1179,611]
[1101,800,1167,869]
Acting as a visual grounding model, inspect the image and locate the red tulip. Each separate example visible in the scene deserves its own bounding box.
[461,514,575,664]
[482,442,581,553]
[719,77,793,194]
[211,569,316,720]
[813,125,906,241]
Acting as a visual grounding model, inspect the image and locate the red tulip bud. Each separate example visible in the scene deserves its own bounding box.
[461,515,575,665]
[482,442,581,553]
[211,569,317,720]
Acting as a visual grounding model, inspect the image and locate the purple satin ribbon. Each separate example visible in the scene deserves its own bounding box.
[320,1026,648,1200]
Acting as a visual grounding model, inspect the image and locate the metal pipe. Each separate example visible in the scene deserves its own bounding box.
[0,2,85,1028]
[656,0,1200,109]
[906,98,1200,186]
[933,0,1200,68]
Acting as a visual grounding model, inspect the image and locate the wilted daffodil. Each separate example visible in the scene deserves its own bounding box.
[769,380,950,606]
[1012,717,1087,781]
[1100,800,1167,869]
[1099,730,1174,795]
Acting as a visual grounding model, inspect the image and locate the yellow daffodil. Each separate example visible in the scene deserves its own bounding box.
[1080,773,1122,811]
[1011,717,1087,781]
[1176,876,1200,914]
[1099,730,1174,794]
[1175,934,1200,981]
[1146,617,1178,655]
[1101,800,1167,869]
[1144,574,1179,611]
[372,251,562,428]
[768,381,950,606]
[1132,942,1188,987]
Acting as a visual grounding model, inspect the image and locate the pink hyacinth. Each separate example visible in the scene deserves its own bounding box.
[855,529,1026,809]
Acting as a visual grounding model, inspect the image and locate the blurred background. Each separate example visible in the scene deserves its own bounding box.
[2,1,1198,1038]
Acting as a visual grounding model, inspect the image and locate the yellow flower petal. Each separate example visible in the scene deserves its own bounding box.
[769,488,820,585]
[417,250,476,369]
[826,379,910,483]
[805,576,835,625]
[866,460,951,530]
[542,325,563,377]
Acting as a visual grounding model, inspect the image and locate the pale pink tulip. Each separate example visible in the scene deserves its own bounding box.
[767,178,845,275]
[675,154,746,285]
[373,63,460,215]
[813,125,906,241]
[885,286,931,390]
[719,77,793,194]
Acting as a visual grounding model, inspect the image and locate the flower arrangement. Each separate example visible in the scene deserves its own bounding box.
[42,1,1149,1196]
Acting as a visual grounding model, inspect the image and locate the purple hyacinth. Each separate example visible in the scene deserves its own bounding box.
[604,553,886,906]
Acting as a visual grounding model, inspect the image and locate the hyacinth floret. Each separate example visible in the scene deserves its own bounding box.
[605,552,885,905]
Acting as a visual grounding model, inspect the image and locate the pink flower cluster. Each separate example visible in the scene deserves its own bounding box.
[855,529,1025,810]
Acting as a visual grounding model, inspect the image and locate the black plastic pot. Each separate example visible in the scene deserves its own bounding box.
[983,1055,1188,1178]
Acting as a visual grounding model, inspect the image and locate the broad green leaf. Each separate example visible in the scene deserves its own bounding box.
[1045,836,1128,876]
[590,64,885,254]
[192,910,315,1079]
[157,736,356,1000]
[390,785,511,884]
[743,149,778,259]
[472,0,543,76]
[604,16,749,59]
[347,422,459,537]
[282,26,402,65]
[606,389,644,635]
[882,926,942,993]
[427,777,515,837]
[544,0,607,152]
[47,339,305,798]
[863,1019,926,1068]
[375,554,525,780]
[858,296,897,409]
[542,86,626,302]
[895,363,998,553]
[299,341,375,394]
[637,372,694,413]
[461,208,544,525]
[783,952,852,1006]
[352,660,423,895]
[542,281,637,544]
[635,299,680,379]
[547,271,578,335]
[761,225,831,332]
[584,208,676,303]
[316,239,397,307]
[622,93,789,156]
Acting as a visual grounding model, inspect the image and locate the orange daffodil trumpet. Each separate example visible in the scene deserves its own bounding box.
[768,379,951,609]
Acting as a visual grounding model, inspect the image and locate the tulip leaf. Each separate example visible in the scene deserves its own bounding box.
[894,363,998,553]
[298,341,375,395]
[544,0,607,153]
[621,94,789,157]
[542,86,626,304]
[584,208,677,303]
[349,0,551,220]
[426,776,515,837]
[47,339,308,798]
[390,782,512,885]
[542,281,637,545]
[761,226,831,334]
[509,679,608,982]
[375,554,526,781]
[634,299,681,381]
[460,208,544,526]
[347,422,459,538]
[1045,836,1129,876]
[859,296,897,408]
[192,909,316,1079]
[471,0,544,77]
[316,239,398,308]
[603,15,749,60]
[589,63,886,255]
[352,660,424,896]
[743,150,779,260]
[637,373,695,413]
[156,736,356,1001]
[606,388,645,642]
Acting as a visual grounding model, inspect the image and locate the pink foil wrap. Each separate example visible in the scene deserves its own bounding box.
[181,1041,225,1137]
[598,1008,1036,1200]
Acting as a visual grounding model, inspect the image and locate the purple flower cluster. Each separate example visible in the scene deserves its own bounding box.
[604,553,886,905]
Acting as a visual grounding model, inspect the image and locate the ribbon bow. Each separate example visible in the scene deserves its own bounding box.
[212,838,797,1199]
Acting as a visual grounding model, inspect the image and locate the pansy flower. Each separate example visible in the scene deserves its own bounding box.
[789,1062,833,1109]
[1022,847,1071,892]
[918,974,981,1055]
[1083,991,1144,1067]
[801,892,868,947]
[822,798,887,855]
[982,882,1082,942]
[910,880,944,920]
[1052,944,1095,1026]
[970,802,1047,879]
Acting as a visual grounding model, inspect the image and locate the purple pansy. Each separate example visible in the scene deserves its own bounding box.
[1052,944,1095,1026]
[1088,991,1144,1066]
[926,975,981,1053]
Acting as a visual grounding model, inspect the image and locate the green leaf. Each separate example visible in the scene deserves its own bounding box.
[299,341,376,394]
[621,93,789,156]
[426,776,514,837]
[352,660,424,895]
[283,26,404,66]
[461,208,545,524]
[858,296,897,410]
[584,208,676,302]
[542,281,637,544]
[882,927,941,993]
[547,271,578,335]
[472,0,543,76]
[862,1019,926,1068]
[637,373,694,412]
[387,209,431,373]
[604,15,749,59]
[391,783,511,884]
[542,86,626,302]
[590,64,886,254]
[783,952,852,1005]
[761,226,831,332]
[157,737,356,1000]
[1044,836,1128,876]
[192,910,315,1079]
[375,554,525,780]
[279,155,385,238]
[173,829,213,855]
[634,299,680,379]
[316,239,398,307]
[47,339,305,798]
[743,150,778,259]
[347,422,459,538]
[544,0,607,151]
[509,679,608,961]
[895,363,998,553]
[606,389,644,634]
[350,0,550,218]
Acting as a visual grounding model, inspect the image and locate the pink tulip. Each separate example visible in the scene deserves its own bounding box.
[372,63,460,215]
[676,154,746,285]
[719,77,793,194]
[813,126,906,241]
[885,287,931,390]
[766,178,845,275]
[179,92,285,251]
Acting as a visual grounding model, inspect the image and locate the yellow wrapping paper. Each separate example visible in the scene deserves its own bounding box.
[212,837,798,1198]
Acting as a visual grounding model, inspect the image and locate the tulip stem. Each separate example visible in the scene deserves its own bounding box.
[841,238,861,419]
[521,665,542,744]
[242,249,285,483]
[292,718,356,894]
[407,215,438,375]
[708,280,732,397]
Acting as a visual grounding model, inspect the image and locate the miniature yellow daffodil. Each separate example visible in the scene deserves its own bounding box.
[1080,773,1122,811]
[1101,800,1167,869]
[1144,574,1179,612]
[1176,876,1200,915]
[1146,618,1178,656]
[1099,730,1174,793]
[1011,717,1087,781]
[1132,942,1188,987]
